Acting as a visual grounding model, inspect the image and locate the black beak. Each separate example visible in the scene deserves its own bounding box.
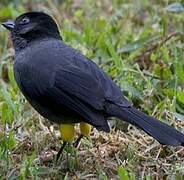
[2,21,15,31]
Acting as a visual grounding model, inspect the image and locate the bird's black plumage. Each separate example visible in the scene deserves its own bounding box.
[3,12,184,146]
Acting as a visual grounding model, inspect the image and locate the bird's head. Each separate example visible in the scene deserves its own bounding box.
[2,12,61,51]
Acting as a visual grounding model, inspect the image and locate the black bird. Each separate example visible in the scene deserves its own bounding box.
[2,12,184,159]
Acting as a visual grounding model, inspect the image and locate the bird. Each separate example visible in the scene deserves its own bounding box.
[2,12,184,161]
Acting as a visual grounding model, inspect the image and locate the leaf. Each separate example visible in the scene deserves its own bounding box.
[20,152,36,179]
[162,67,172,80]
[166,3,184,13]
[0,6,13,18]
[118,166,129,180]
[177,91,184,104]
[163,89,184,104]
[7,131,16,151]
[63,173,69,180]
[0,81,16,112]
[174,63,184,83]
[8,65,18,92]
[96,16,107,31]
[173,112,184,121]
[118,40,143,53]
[81,138,93,148]
[118,36,157,53]
[121,82,143,100]
[1,102,13,125]
[106,40,122,68]
[163,88,174,97]
[29,167,49,175]
[75,10,83,18]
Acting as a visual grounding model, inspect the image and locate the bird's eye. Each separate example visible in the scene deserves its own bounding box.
[20,17,30,25]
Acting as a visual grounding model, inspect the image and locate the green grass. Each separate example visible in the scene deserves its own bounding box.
[0,0,184,179]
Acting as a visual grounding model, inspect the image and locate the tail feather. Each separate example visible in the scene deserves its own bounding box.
[108,105,184,146]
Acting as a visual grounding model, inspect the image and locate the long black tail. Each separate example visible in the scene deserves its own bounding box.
[108,105,184,146]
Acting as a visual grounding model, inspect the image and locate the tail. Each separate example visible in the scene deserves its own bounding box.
[108,105,184,146]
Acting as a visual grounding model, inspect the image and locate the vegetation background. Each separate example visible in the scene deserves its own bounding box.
[0,0,184,179]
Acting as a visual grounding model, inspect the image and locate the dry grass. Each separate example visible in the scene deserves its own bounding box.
[6,110,184,179]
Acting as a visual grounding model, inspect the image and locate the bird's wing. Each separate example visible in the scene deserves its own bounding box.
[50,64,111,130]
[15,62,110,131]
[54,64,106,110]
[56,43,131,108]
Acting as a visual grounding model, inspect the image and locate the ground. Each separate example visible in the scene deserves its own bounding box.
[0,0,184,179]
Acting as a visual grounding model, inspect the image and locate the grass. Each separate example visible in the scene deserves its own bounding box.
[0,0,184,179]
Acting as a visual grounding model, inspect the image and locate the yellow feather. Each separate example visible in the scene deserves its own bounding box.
[80,122,91,137]
[59,124,75,142]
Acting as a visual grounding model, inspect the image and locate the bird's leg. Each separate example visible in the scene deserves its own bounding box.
[56,124,75,163]
[73,134,84,148]
[80,122,92,138]
[56,141,67,162]
[73,122,91,148]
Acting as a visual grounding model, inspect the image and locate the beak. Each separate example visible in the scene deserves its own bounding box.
[2,21,15,31]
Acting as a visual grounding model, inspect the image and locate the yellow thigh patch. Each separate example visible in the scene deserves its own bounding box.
[80,122,91,137]
[59,124,75,142]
